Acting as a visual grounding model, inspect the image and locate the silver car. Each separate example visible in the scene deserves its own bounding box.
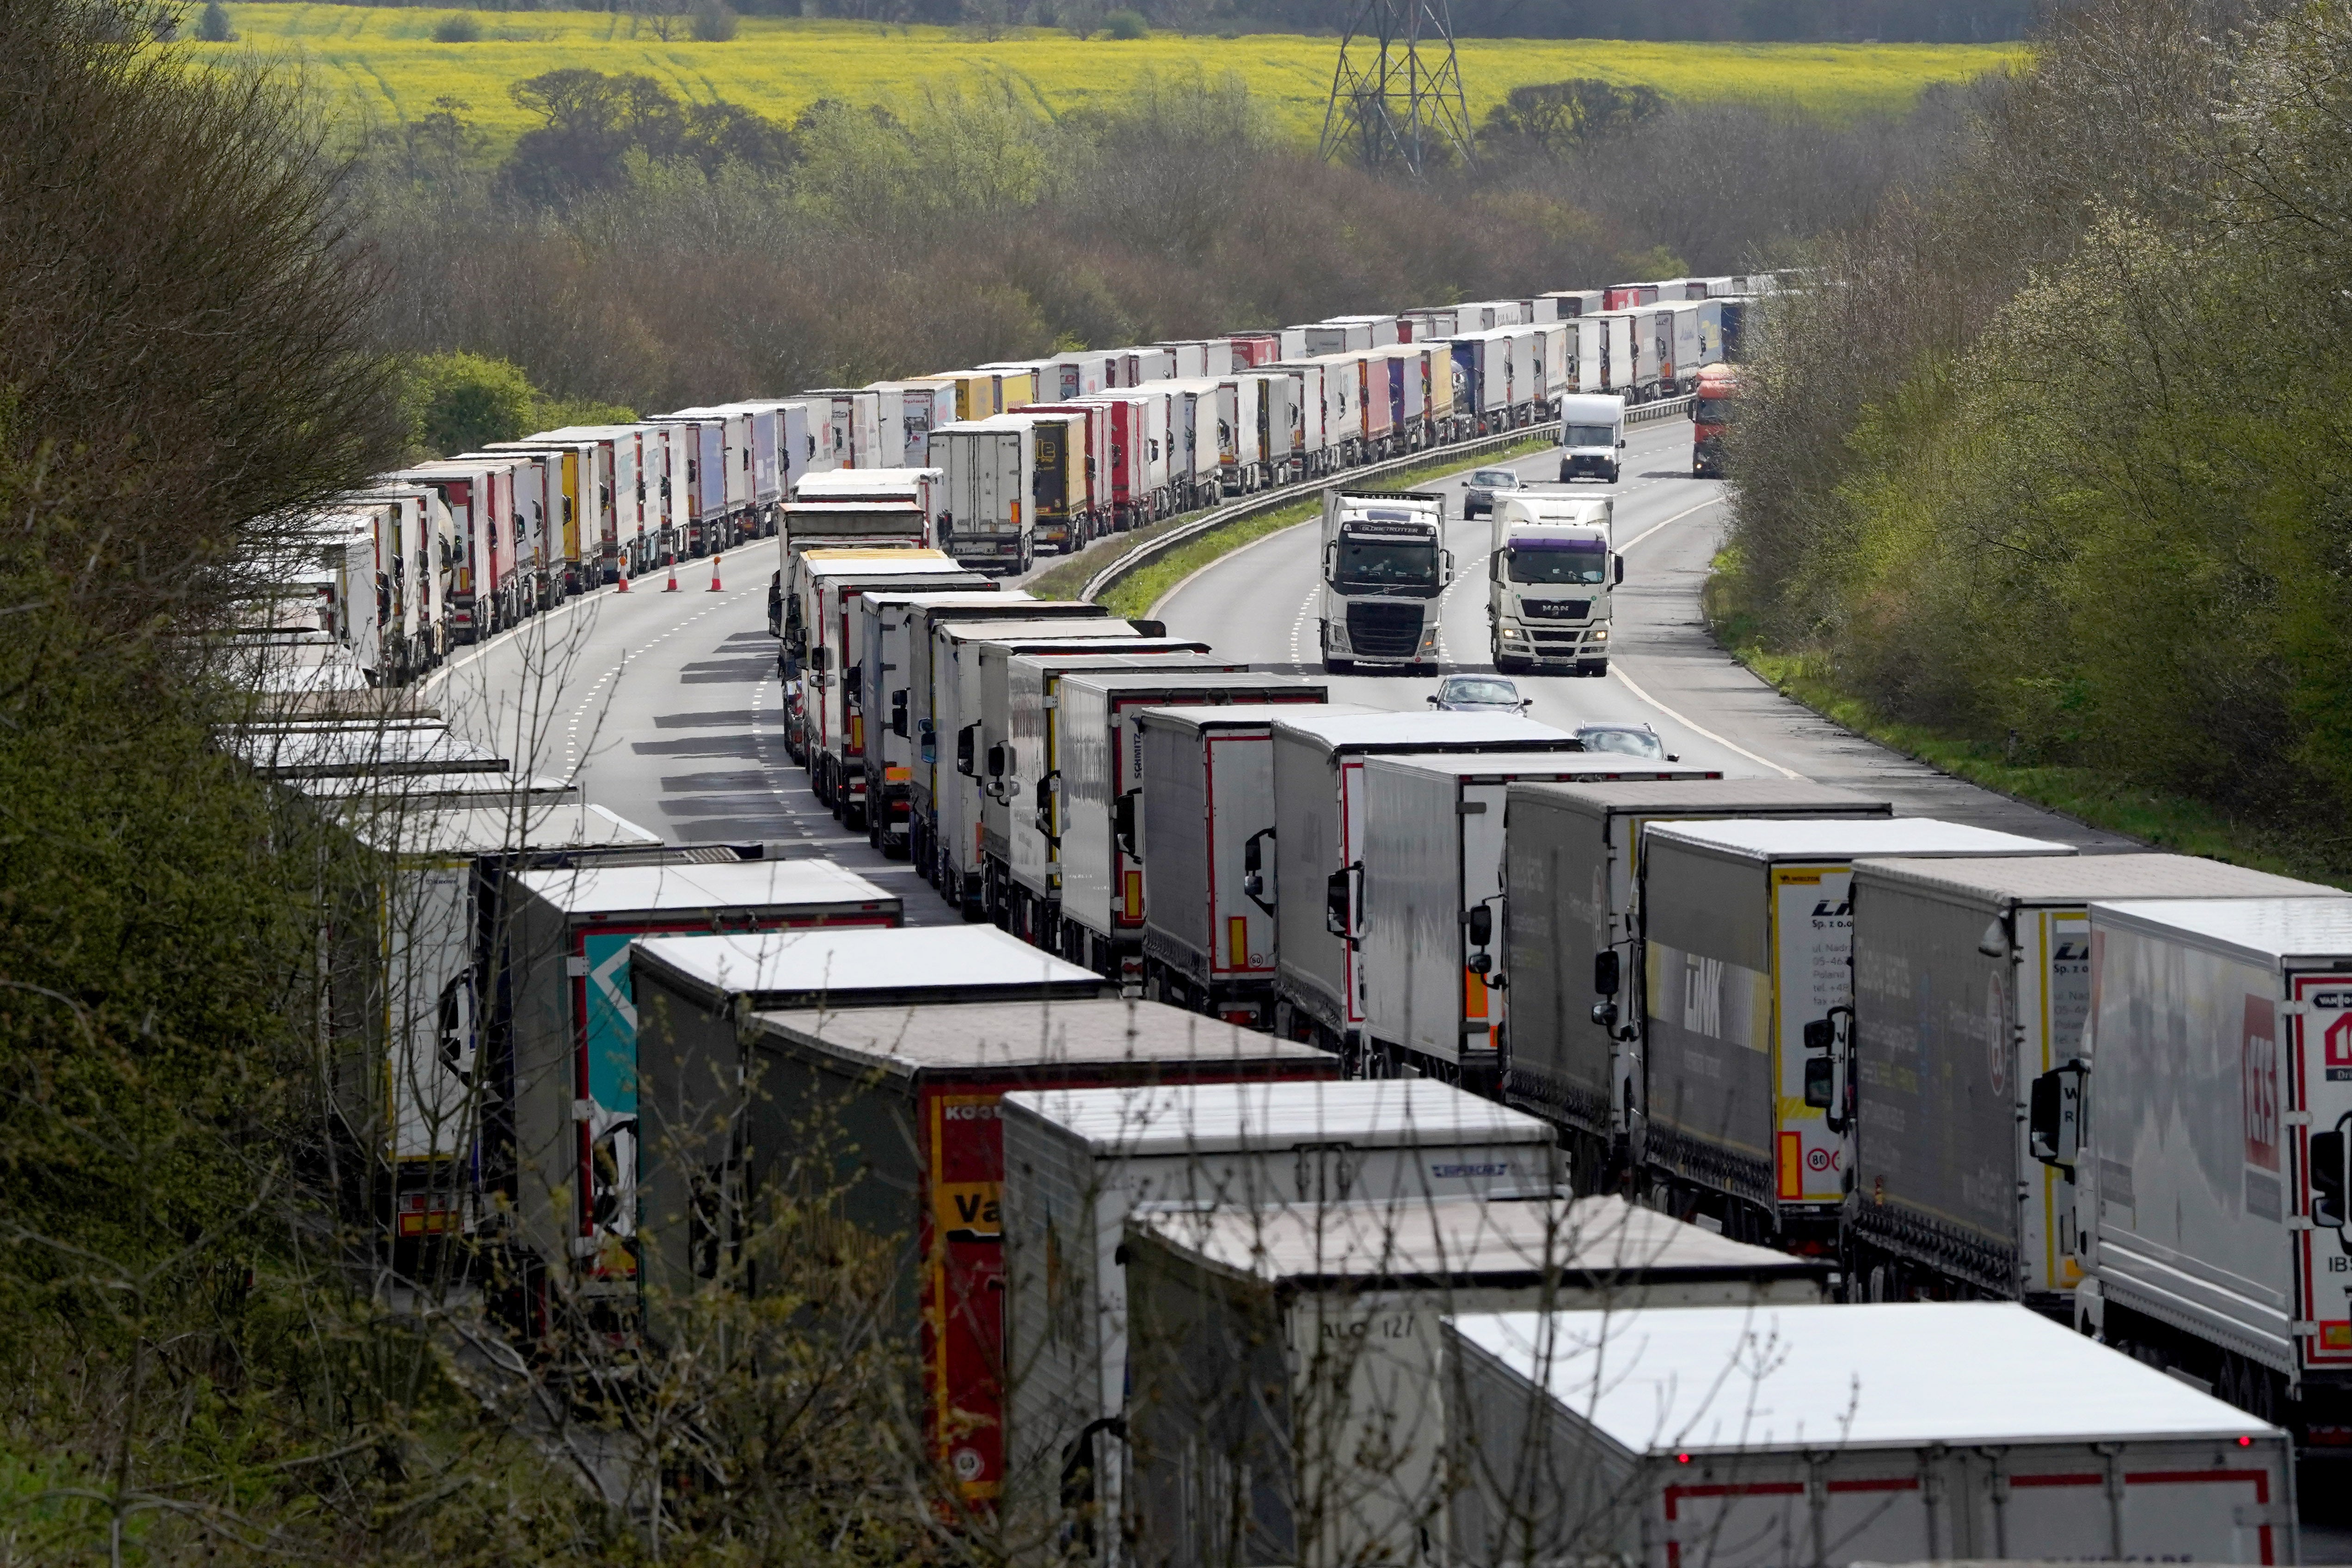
[1462,467,1522,518]
[1428,675,1530,713]
[1573,721,1678,761]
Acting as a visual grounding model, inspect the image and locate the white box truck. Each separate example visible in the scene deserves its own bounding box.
[1554,393,1627,484]
[935,416,1038,573]
[1852,856,2338,1315]
[1487,491,1618,676]
[1318,489,1452,675]
[1127,1196,1823,1568]
[2057,896,2352,1434]
[1640,819,2071,1246]
[855,590,1027,857]
[1051,671,1326,990]
[1446,1302,2296,1568]
[1136,704,1378,1030]
[1001,1079,1560,1568]
[1498,779,1889,1187]
[1357,754,1719,1094]
[1270,712,1573,1062]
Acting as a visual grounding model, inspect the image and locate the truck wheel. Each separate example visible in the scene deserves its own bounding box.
[844,798,864,831]
[1494,652,1527,674]
[1323,657,1353,674]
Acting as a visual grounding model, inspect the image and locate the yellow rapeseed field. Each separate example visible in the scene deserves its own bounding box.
[193,4,2019,150]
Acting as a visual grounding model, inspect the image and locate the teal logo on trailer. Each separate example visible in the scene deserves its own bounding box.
[583,933,640,1118]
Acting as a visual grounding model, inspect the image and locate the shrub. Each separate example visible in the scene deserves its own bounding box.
[690,0,738,41]
[430,10,481,42]
[1104,7,1147,37]
[194,1,233,42]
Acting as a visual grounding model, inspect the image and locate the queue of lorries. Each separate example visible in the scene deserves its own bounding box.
[230,271,2326,1562]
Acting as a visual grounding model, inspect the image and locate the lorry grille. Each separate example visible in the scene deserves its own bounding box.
[1345,601,1425,657]
[1521,598,1592,621]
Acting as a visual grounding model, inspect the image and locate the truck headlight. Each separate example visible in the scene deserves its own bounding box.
[1592,628,1608,642]
[1420,626,1439,651]
[1499,626,1527,642]
[1327,624,1349,652]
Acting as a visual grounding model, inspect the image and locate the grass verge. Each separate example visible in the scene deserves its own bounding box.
[1732,642,2352,890]
[1040,434,1560,619]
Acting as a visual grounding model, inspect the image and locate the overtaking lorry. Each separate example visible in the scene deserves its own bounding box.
[1317,489,1451,674]
[1487,492,1619,676]
[1639,818,2071,1248]
[1848,855,2338,1315]
[1498,778,1890,1189]
[1691,363,1739,478]
[2053,896,2352,1436]
[1555,393,1627,483]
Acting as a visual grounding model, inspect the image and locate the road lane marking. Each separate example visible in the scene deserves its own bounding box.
[1608,660,1800,779]
[1617,494,1726,553]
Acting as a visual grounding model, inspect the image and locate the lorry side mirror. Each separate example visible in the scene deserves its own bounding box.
[2028,1062,2087,1173]
[1803,1054,1836,1110]
[1490,552,1503,583]
[1130,620,1166,638]
[1466,905,1493,949]
[843,666,862,702]
[1615,556,1625,586]
[1242,827,1275,911]
[987,742,1007,780]
[956,725,977,777]
[1442,549,1455,585]
[1113,791,1137,857]
[1802,1018,1834,1053]
[1593,950,1620,997]
[2314,1122,2351,1230]
[1324,868,1351,939]
[891,690,908,738]
[809,646,829,673]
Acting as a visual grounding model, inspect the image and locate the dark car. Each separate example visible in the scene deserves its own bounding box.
[1572,721,1678,761]
[1462,467,1522,518]
[1428,675,1530,713]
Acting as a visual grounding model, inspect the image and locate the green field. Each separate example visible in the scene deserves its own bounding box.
[193,5,2020,150]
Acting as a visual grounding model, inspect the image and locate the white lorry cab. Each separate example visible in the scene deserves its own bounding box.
[1488,492,1619,676]
[1318,488,1451,674]
[1556,392,1627,483]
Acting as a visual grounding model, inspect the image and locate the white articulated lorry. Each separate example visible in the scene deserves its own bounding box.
[1487,492,1620,676]
[1317,489,1451,675]
[934,416,1037,574]
[2050,896,2352,1439]
[1555,392,1627,483]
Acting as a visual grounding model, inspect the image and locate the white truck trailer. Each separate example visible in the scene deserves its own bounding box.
[1487,491,1619,676]
[1001,1079,1560,1568]
[1357,753,1719,1095]
[855,590,1037,858]
[1049,670,1327,989]
[1447,1302,2295,1568]
[1851,855,2337,1316]
[2056,896,2352,1436]
[1269,712,1573,1063]
[1498,778,1889,1189]
[934,416,1038,573]
[1317,489,1451,674]
[1127,1196,1824,1568]
[1639,818,2071,1248]
[1554,392,1627,483]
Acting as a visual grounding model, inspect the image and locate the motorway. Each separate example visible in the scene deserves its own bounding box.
[1156,417,2140,849]
[425,415,2135,930]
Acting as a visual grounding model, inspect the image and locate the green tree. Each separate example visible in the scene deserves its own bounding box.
[403,350,537,455]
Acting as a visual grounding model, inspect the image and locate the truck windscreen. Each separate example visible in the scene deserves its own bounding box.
[1334,536,1440,589]
[1695,396,1737,425]
[1508,539,1608,585]
[1564,424,1615,447]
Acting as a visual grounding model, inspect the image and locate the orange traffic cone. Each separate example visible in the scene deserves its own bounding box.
[616,561,630,592]
[709,553,723,592]
[663,553,679,592]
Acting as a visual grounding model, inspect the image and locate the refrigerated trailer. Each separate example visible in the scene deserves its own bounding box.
[1127,1196,1824,1568]
[934,416,1038,572]
[1851,855,2338,1316]
[1640,818,2072,1247]
[629,928,1330,1512]
[2062,896,2352,1435]
[1357,754,1718,1094]
[1001,1078,1557,1566]
[1051,673,1328,992]
[858,590,1039,857]
[1498,778,1890,1187]
[1446,1302,2296,1568]
[1270,712,1573,1064]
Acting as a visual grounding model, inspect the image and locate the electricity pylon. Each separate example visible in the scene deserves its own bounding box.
[1317,0,1476,176]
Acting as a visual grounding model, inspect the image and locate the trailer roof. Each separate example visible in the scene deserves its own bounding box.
[1271,711,1572,753]
[224,723,508,779]
[1057,670,1322,700]
[997,647,1217,672]
[1508,778,1888,818]
[1141,703,1379,735]
[294,770,578,806]
[863,590,1032,614]
[1000,1077,1552,1157]
[747,998,1327,1081]
[937,619,1139,645]
[1858,853,2338,907]
[1644,817,2071,863]
[347,800,660,857]
[516,858,895,917]
[1449,1302,2279,1454]
[1373,753,1718,785]
[2093,896,2352,964]
[802,553,970,580]
[1132,1194,1819,1291]
[633,926,1106,1009]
